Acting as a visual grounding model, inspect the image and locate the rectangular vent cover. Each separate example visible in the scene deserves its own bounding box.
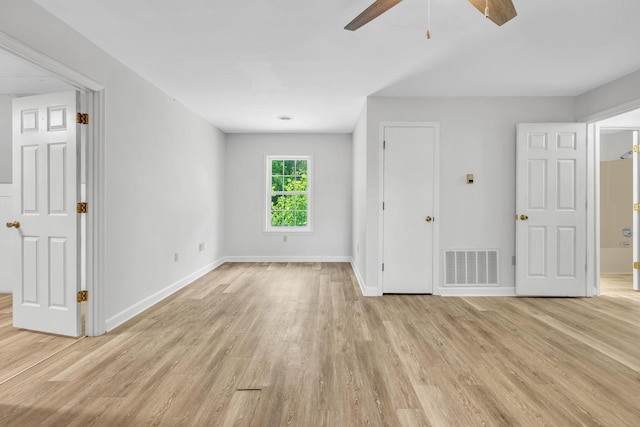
[444,250,499,285]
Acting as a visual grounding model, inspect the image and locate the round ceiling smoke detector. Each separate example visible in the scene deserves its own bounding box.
[277,115,292,121]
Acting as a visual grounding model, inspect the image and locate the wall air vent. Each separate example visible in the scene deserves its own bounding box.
[444,250,499,285]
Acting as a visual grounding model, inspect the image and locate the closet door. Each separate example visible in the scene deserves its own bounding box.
[382,124,438,294]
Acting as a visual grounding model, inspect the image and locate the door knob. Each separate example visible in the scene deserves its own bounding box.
[6,221,20,229]
[425,216,433,222]
[520,215,529,221]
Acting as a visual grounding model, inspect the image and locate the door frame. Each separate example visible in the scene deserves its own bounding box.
[377,122,440,296]
[593,123,640,294]
[0,31,106,336]
[581,100,640,297]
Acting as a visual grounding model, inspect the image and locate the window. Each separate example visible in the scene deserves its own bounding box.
[266,155,311,232]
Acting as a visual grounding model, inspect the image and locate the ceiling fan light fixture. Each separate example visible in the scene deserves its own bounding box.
[468,0,517,26]
[426,0,432,39]
[344,0,516,32]
[344,0,404,31]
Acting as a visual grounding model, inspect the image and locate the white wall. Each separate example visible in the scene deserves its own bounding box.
[0,2,227,331]
[225,133,352,260]
[0,184,15,293]
[576,69,640,121]
[351,104,368,289]
[104,96,226,329]
[600,130,634,161]
[361,97,576,293]
[0,97,13,293]
[0,95,11,183]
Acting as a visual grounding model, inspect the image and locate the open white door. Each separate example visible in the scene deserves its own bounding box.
[382,124,438,294]
[10,91,82,336]
[516,123,588,296]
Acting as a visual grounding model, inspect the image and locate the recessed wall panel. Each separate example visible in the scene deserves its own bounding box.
[49,238,67,309]
[22,237,39,305]
[528,226,547,277]
[557,227,576,278]
[48,143,67,214]
[557,159,576,211]
[47,106,67,131]
[21,109,38,133]
[556,132,577,150]
[528,159,547,210]
[528,133,547,150]
[22,145,39,213]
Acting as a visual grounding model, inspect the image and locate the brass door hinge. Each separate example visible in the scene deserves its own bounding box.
[634,204,640,212]
[77,202,88,214]
[77,290,88,302]
[634,144,640,153]
[634,262,640,270]
[76,112,89,125]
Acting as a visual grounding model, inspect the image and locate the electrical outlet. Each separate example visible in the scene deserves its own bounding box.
[199,242,205,252]
[282,235,287,243]
[174,252,179,262]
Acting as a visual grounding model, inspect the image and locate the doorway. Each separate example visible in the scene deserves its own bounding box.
[597,115,640,295]
[0,32,105,336]
[595,108,640,295]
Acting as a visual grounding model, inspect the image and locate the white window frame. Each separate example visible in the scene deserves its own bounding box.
[264,155,313,233]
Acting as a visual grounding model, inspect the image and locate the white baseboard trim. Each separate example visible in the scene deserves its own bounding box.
[224,256,352,263]
[439,286,516,297]
[105,258,225,332]
[350,259,378,296]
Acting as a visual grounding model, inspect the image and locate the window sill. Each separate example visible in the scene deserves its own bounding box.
[264,228,313,234]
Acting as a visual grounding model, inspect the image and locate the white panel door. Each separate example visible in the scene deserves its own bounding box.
[383,125,436,294]
[516,123,587,296]
[11,91,82,336]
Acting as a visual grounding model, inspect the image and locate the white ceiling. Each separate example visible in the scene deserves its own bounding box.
[31,0,640,133]
[0,48,74,96]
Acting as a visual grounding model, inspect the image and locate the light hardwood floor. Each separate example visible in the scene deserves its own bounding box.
[0,294,82,386]
[1,263,640,426]
[601,274,640,301]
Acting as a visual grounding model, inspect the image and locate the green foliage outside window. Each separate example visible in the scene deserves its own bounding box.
[270,159,308,227]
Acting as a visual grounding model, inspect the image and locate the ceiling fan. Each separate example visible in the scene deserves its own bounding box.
[344,0,517,31]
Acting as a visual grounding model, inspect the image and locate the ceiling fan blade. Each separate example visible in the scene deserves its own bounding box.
[468,0,517,26]
[344,0,403,31]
